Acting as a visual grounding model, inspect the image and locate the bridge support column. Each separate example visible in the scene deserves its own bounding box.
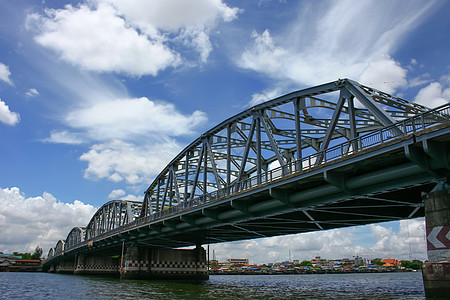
[74,254,120,276]
[55,256,77,274]
[422,183,450,298]
[121,244,208,280]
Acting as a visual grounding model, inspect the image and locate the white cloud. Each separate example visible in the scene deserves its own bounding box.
[32,3,179,76]
[103,0,240,30]
[64,97,207,141]
[0,62,13,85]
[107,189,142,201]
[30,0,241,74]
[25,88,40,97]
[238,1,437,92]
[102,0,241,62]
[42,130,86,144]
[248,86,284,107]
[415,82,450,108]
[358,56,408,94]
[80,139,181,184]
[0,99,20,126]
[107,189,125,199]
[210,218,427,264]
[0,187,97,255]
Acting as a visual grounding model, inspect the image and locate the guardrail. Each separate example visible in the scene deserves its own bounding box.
[54,103,450,258]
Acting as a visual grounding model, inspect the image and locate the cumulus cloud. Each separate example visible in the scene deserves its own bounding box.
[108,189,126,199]
[211,218,426,264]
[102,0,241,63]
[0,62,13,85]
[107,189,142,201]
[0,187,97,255]
[359,56,408,94]
[238,1,436,94]
[32,3,179,76]
[0,99,20,126]
[80,139,181,184]
[103,0,240,30]
[64,97,207,141]
[29,0,241,74]
[415,82,450,108]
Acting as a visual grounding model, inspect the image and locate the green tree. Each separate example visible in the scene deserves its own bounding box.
[31,246,43,260]
[411,260,423,270]
[371,258,384,266]
[12,251,32,259]
[401,260,422,270]
[299,260,313,267]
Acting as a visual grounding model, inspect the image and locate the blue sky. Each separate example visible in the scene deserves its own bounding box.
[0,0,449,263]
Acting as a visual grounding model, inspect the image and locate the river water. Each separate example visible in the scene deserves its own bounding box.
[0,272,425,299]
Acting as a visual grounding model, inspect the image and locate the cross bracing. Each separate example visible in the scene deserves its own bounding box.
[140,79,433,216]
[84,200,142,241]
[44,79,450,263]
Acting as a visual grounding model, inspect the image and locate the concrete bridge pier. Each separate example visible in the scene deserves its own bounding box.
[121,244,208,280]
[74,253,120,276]
[422,182,450,298]
[55,256,77,274]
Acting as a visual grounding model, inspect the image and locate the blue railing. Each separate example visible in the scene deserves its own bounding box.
[55,103,450,257]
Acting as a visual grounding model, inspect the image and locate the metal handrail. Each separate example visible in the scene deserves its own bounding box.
[48,103,450,262]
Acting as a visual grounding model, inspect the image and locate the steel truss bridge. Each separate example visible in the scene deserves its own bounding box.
[46,78,450,263]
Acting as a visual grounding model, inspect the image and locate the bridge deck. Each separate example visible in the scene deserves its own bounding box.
[59,122,449,259]
[45,80,450,266]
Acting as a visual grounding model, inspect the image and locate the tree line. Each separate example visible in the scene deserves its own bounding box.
[0,246,43,260]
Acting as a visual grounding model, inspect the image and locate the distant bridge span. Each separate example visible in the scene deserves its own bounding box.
[44,79,450,290]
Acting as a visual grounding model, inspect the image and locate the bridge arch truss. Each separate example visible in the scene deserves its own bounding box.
[141,79,436,217]
[85,200,142,240]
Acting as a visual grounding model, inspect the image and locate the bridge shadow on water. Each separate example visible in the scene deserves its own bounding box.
[54,272,425,300]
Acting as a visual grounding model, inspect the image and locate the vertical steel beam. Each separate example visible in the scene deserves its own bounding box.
[204,139,208,198]
[294,98,303,161]
[347,95,358,152]
[169,166,174,208]
[256,114,262,185]
[156,179,161,211]
[126,202,133,223]
[227,124,232,192]
[184,151,190,203]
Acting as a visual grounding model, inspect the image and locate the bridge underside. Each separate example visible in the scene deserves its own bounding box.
[79,125,447,251]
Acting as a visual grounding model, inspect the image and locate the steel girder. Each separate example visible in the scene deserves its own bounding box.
[64,227,86,251]
[85,200,142,240]
[47,248,55,259]
[44,79,450,265]
[55,240,65,255]
[141,78,432,216]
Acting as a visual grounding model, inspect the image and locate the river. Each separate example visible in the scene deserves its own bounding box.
[0,272,425,299]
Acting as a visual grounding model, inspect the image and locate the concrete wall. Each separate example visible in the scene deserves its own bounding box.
[74,254,120,276]
[122,245,208,280]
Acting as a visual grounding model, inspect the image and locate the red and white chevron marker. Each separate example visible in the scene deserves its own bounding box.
[426,225,450,250]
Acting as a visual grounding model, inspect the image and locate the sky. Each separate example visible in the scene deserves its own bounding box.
[0,0,449,264]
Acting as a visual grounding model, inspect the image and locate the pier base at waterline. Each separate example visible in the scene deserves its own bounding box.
[121,244,208,280]
[422,184,450,298]
[73,254,120,276]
